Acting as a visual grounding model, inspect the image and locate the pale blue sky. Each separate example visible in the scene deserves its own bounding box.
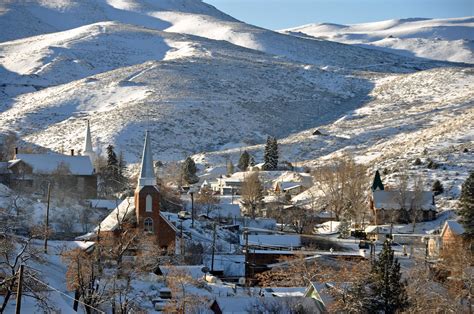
[204,0,473,29]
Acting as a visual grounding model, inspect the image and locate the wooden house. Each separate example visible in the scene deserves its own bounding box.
[370,190,436,224]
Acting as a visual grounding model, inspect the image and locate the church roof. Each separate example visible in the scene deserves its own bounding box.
[98,197,135,232]
[11,153,94,175]
[98,197,177,233]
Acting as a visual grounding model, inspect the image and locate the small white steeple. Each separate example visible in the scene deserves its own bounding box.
[83,120,93,154]
[138,131,156,187]
[83,120,96,162]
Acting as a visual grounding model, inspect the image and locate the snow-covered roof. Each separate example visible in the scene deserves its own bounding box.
[373,190,435,211]
[365,225,392,234]
[11,153,94,175]
[441,220,465,236]
[156,265,206,279]
[98,197,135,232]
[97,197,177,233]
[276,181,303,191]
[242,234,301,248]
[212,296,320,313]
[203,254,245,277]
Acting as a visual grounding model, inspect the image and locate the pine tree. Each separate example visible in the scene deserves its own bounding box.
[432,180,444,196]
[226,159,234,176]
[366,240,409,313]
[182,157,198,184]
[371,170,384,191]
[106,145,118,177]
[459,171,474,237]
[102,145,127,194]
[118,151,126,179]
[263,136,278,171]
[338,218,351,239]
[270,137,279,170]
[249,155,255,167]
[238,151,250,171]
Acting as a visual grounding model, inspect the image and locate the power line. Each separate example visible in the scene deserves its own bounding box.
[24,274,106,314]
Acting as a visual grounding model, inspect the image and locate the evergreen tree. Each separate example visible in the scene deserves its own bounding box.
[226,159,234,176]
[263,136,278,171]
[459,171,474,237]
[365,240,409,313]
[106,144,119,177]
[338,218,351,239]
[238,151,250,171]
[102,145,127,194]
[270,137,279,170]
[371,170,385,191]
[249,155,255,168]
[432,180,444,196]
[182,157,198,184]
[118,151,126,179]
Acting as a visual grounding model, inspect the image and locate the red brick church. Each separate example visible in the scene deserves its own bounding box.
[98,131,177,251]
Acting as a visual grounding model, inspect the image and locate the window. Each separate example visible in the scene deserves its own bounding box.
[146,195,152,212]
[144,218,153,232]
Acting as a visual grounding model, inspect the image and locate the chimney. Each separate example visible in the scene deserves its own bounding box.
[14,147,18,156]
[71,149,74,156]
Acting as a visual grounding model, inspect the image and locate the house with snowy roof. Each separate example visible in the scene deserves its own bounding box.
[8,152,97,198]
[370,190,436,224]
[6,121,98,198]
[97,131,177,251]
[440,220,466,251]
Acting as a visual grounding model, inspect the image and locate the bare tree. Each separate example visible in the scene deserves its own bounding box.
[314,155,369,222]
[0,132,18,161]
[62,248,110,314]
[241,171,264,219]
[0,229,51,313]
[164,267,208,313]
[410,176,424,232]
[195,187,219,216]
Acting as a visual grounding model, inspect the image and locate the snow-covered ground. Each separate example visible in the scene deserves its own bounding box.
[281,17,474,64]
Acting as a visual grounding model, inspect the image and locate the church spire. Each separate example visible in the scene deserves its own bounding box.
[84,120,93,154]
[138,131,156,187]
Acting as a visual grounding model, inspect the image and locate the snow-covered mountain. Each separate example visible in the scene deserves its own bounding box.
[0,0,472,171]
[281,17,474,64]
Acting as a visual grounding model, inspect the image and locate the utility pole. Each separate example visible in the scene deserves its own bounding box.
[211,223,217,273]
[15,264,24,314]
[190,191,195,228]
[180,220,184,256]
[44,182,51,254]
[244,229,249,287]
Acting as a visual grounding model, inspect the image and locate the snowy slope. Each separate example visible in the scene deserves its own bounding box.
[282,17,474,64]
[0,0,471,171]
[0,44,373,161]
[198,67,474,206]
[0,0,443,72]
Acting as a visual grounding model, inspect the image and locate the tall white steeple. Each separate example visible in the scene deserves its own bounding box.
[83,120,93,154]
[138,131,156,188]
[83,120,96,162]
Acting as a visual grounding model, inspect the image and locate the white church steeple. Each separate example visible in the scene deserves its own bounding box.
[138,131,156,188]
[83,120,96,162]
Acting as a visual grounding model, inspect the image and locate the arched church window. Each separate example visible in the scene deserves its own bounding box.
[146,195,152,212]
[144,218,153,232]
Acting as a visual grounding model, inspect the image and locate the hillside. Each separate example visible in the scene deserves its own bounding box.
[0,0,471,170]
[281,17,474,64]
